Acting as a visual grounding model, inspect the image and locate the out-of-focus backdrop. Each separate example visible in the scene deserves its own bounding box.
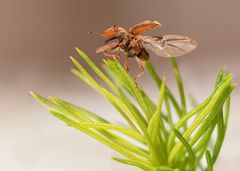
[0,0,239,170]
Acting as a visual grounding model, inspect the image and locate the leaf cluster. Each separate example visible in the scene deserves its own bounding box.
[31,48,236,171]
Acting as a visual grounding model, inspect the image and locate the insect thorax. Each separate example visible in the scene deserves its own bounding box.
[118,33,140,57]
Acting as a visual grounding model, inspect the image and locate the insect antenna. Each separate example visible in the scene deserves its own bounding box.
[88,31,101,36]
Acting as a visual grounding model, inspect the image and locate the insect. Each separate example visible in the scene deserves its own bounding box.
[89,20,197,80]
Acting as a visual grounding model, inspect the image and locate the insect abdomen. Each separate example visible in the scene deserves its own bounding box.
[137,48,149,61]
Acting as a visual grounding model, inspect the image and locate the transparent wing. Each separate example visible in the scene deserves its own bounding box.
[142,35,197,57]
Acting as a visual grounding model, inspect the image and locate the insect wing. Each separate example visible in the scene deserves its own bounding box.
[129,20,161,35]
[89,26,127,39]
[101,26,126,38]
[142,35,197,57]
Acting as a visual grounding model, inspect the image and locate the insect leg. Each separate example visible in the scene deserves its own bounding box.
[124,57,129,72]
[116,47,121,59]
[103,52,119,60]
[134,57,145,81]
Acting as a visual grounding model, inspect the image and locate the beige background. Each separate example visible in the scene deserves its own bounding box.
[0,0,240,170]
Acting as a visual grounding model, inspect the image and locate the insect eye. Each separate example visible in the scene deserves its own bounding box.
[162,39,167,44]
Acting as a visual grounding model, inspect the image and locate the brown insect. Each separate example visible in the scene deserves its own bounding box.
[89,20,197,80]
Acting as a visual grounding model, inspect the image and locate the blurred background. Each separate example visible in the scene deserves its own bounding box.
[0,0,240,170]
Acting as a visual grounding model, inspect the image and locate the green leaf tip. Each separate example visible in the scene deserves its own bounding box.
[29,90,35,96]
[29,91,42,100]
[75,47,81,52]
[75,47,88,58]
[70,68,78,74]
[69,56,75,61]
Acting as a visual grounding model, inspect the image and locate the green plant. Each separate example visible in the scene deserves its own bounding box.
[31,48,236,171]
